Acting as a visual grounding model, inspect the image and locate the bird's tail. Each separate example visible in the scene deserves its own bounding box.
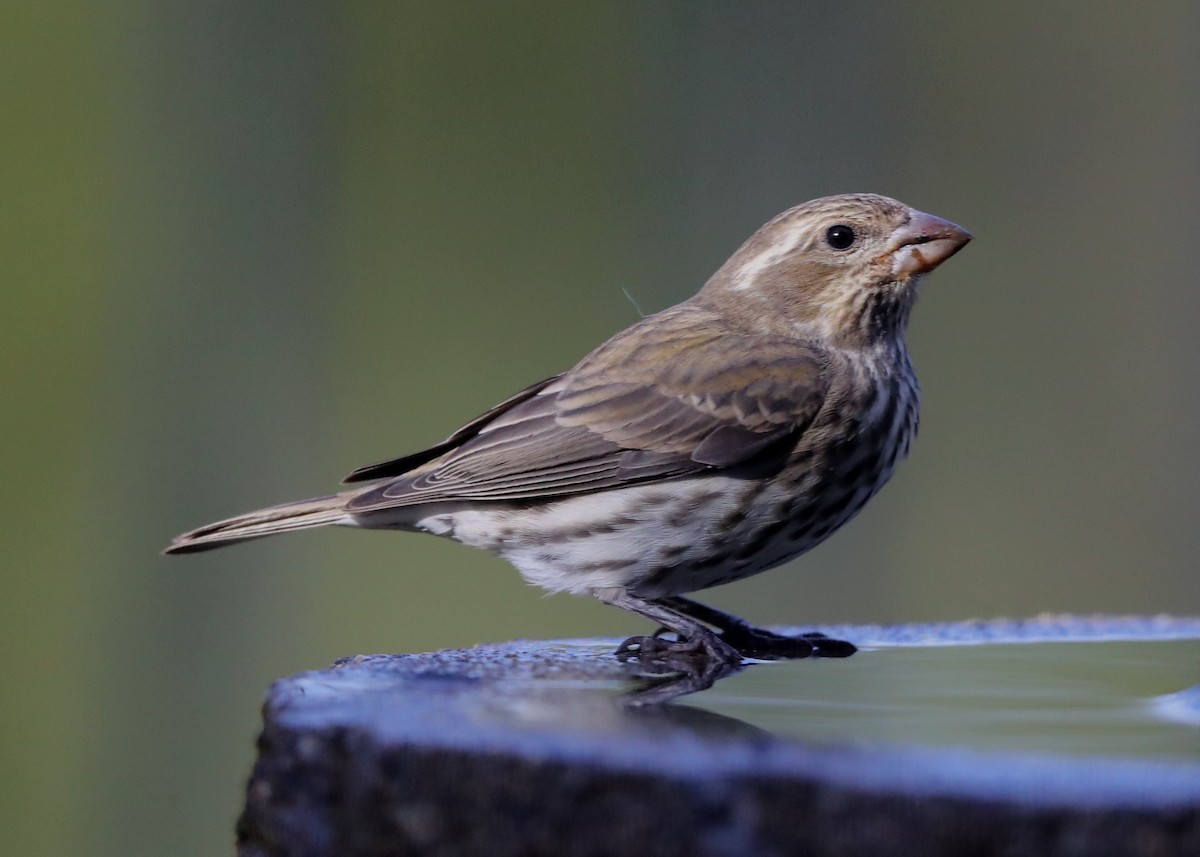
[163,493,355,555]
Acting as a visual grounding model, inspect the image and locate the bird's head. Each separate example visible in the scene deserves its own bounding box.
[697,194,972,347]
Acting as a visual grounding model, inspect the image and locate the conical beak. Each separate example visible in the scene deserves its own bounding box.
[888,209,972,278]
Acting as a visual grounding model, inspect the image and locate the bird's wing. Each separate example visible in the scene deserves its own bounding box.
[342,375,564,483]
[345,309,829,511]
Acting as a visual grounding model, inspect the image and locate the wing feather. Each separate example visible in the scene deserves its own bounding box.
[346,305,831,512]
[341,374,563,483]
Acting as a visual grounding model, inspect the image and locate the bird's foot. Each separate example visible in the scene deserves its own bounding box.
[615,627,742,670]
[616,629,745,705]
[717,625,857,660]
[651,597,857,661]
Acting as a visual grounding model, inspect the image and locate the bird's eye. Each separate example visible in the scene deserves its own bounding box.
[825,224,856,251]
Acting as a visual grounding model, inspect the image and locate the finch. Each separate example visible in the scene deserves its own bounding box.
[165,194,971,668]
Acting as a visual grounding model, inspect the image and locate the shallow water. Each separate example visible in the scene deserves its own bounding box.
[692,639,1200,760]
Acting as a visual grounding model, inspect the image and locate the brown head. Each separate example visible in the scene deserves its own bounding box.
[695,194,971,347]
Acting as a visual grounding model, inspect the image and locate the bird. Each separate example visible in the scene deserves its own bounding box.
[165,193,971,670]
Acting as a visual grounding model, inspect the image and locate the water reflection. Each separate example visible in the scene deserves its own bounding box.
[622,657,746,706]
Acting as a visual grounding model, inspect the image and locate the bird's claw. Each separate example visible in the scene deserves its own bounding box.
[627,625,855,662]
[615,634,698,663]
[717,626,856,660]
[801,632,857,658]
[615,632,742,668]
[615,633,747,704]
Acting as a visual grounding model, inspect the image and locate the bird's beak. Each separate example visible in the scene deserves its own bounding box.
[888,209,972,278]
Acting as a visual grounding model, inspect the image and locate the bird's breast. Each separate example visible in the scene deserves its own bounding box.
[655,350,920,592]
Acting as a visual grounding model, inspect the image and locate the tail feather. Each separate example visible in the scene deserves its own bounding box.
[163,494,353,555]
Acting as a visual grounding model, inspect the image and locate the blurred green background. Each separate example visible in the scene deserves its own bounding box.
[4,2,1199,854]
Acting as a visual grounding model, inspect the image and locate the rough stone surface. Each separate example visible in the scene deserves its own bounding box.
[237,617,1200,857]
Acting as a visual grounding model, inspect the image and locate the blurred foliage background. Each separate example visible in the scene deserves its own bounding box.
[3,2,1198,855]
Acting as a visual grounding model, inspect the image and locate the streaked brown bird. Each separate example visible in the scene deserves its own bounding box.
[166,194,970,669]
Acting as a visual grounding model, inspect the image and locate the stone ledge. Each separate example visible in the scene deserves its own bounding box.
[237,617,1200,857]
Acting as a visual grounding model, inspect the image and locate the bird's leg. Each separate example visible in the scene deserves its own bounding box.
[595,589,744,668]
[658,596,856,660]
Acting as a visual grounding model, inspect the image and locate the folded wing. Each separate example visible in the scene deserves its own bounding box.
[346,305,830,512]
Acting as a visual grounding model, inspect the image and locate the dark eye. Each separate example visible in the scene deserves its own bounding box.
[825,224,856,250]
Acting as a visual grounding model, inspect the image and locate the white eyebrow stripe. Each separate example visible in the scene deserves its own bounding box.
[729,220,813,291]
